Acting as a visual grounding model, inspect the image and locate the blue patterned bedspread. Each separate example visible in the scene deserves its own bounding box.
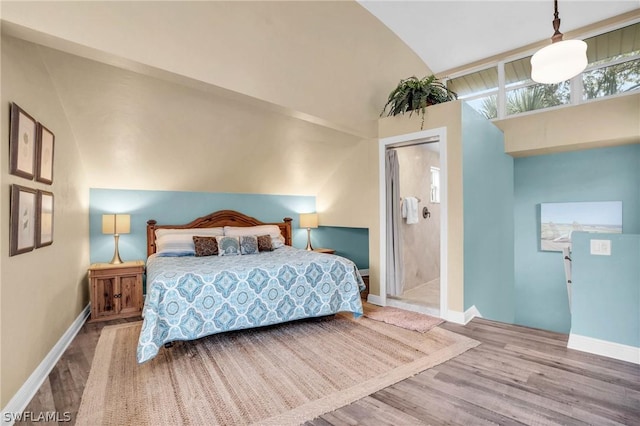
[137,246,365,363]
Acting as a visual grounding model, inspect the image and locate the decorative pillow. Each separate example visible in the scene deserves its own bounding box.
[193,236,218,256]
[223,225,285,249]
[239,235,259,255]
[216,236,241,256]
[257,234,273,252]
[155,227,224,256]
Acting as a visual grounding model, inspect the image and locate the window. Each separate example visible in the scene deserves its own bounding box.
[583,58,640,99]
[582,24,640,100]
[447,67,498,119]
[465,94,498,120]
[445,22,640,120]
[430,166,440,204]
[504,56,570,115]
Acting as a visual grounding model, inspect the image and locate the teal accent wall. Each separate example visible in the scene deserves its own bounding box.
[514,144,640,333]
[89,189,369,269]
[313,226,369,270]
[462,103,515,323]
[571,232,640,348]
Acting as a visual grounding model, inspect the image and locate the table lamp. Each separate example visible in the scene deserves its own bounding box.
[299,213,318,251]
[102,214,130,264]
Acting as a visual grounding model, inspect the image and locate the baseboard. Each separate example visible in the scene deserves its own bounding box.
[567,333,640,364]
[385,298,440,318]
[358,268,369,276]
[366,294,383,306]
[365,296,481,324]
[446,305,482,325]
[1,304,90,426]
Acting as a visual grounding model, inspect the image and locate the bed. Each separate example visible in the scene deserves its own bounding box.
[137,210,365,363]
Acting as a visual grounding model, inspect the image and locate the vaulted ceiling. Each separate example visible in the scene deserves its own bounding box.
[359,1,639,74]
[2,1,638,140]
[2,1,432,138]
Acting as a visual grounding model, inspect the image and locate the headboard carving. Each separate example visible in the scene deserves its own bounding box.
[146,210,293,256]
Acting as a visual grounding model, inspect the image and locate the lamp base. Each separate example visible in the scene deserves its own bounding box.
[109,234,124,264]
[305,228,314,251]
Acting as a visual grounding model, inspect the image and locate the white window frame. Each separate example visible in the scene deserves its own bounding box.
[444,18,640,121]
[430,166,440,204]
[580,54,640,101]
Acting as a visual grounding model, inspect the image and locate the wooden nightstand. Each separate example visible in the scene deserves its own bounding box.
[88,260,144,322]
[313,248,336,254]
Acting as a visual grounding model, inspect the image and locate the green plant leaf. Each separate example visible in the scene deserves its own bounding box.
[381,74,457,120]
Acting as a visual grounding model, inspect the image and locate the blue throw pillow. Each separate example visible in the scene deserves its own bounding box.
[216,236,240,256]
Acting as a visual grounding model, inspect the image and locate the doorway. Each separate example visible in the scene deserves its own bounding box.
[378,128,448,318]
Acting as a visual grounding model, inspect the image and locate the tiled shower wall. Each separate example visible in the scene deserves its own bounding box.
[396,144,441,293]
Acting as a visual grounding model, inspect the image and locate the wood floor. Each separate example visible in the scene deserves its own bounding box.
[17,315,640,425]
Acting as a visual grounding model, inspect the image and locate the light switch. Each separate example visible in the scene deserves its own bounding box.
[590,239,611,256]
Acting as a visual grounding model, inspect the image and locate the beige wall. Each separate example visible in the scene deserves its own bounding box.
[1,36,90,407]
[1,25,415,403]
[1,1,430,138]
[315,135,380,290]
[495,94,640,157]
[36,45,366,197]
[1,0,430,227]
[0,1,429,407]
[378,102,464,313]
[0,21,4,405]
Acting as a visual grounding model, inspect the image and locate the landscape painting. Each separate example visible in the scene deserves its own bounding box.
[540,201,622,252]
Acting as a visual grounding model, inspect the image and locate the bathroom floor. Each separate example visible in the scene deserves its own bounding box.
[399,278,440,310]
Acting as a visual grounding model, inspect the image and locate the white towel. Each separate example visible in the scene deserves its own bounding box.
[402,197,419,224]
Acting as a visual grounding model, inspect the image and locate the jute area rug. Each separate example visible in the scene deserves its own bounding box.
[363,304,444,333]
[76,314,478,426]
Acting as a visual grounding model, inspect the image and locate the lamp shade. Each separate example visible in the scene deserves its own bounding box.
[531,39,587,84]
[299,213,318,229]
[102,214,131,235]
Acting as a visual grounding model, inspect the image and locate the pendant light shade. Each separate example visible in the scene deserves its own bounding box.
[531,0,587,84]
[531,39,587,84]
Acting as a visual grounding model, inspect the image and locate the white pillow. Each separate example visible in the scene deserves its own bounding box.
[155,227,224,238]
[223,225,285,249]
[155,227,224,256]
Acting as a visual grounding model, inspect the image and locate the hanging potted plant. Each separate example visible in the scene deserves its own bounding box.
[380,75,457,128]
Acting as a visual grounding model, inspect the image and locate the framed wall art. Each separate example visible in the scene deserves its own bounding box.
[10,184,37,256]
[36,190,54,248]
[540,201,622,251]
[9,103,37,180]
[36,123,55,184]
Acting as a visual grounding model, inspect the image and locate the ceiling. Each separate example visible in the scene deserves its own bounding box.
[358,1,640,75]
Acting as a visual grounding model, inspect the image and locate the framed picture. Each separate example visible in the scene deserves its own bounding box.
[9,103,37,180]
[10,184,37,256]
[36,123,55,184]
[36,190,54,248]
[540,201,623,251]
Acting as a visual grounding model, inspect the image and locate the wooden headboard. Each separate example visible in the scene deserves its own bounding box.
[146,210,293,256]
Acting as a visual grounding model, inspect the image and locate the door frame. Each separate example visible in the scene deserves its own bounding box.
[377,127,448,319]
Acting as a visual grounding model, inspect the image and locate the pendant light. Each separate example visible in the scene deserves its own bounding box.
[531,0,587,84]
